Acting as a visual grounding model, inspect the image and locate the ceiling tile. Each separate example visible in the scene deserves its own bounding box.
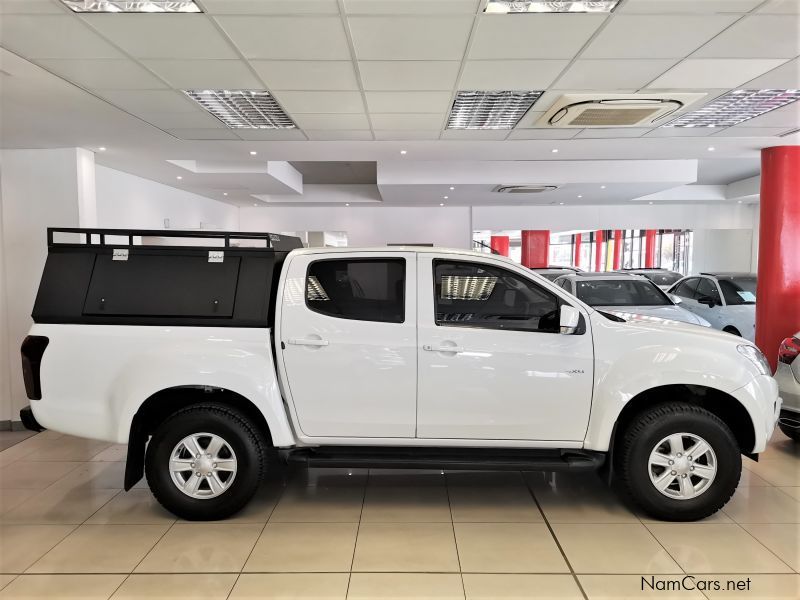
[273,91,365,113]
[620,0,762,12]
[469,14,604,60]
[201,0,339,14]
[98,90,200,114]
[0,0,65,14]
[554,59,678,90]
[84,14,238,59]
[216,16,351,59]
[37,59,168,90]
[440,129,510,140]
[293,113,371,130]
[757,0,800,13]
[712,127,788,137]
[506,128,580,139]
[647,59,788,88]
[692,16,800,58]
[370,113,445,129]
[133,111,226,129]
[373,130,441,140]
[142,59,261,89]
[304,130,374,140]
[358,61,460,91]
[582,15,738,59]
[251,61,359,90]
[344,0,480,13]
[348,16,473,60]
[644,127,718,137]
[460,60,567,89]
[365,91,452,113]
[742,58,800,89]
[166,128,240,140]
[234,129,308,140]
[574,128,651,138]
[0,16,124,59]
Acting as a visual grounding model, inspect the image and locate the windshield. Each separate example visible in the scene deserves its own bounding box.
[641,271,683,286]
[576,279,671,307]
[719,277,757,305]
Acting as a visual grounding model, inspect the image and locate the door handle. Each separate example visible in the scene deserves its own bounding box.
[287,338,329,347]
[422,344,465,353]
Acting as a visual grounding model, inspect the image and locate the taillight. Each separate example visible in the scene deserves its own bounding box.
[778,336,800,365]
[21,335,49,400]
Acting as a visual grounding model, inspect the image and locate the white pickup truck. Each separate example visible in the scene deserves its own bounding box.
[20,228,781,522]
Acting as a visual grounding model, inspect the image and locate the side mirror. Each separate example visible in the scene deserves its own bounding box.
[697,296,716,308]
[560,305,580,335]
[668,294,683,305]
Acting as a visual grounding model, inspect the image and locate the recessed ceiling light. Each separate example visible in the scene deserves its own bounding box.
[600,185,606,189]
[663,89,800,129]
[223,192,228,196]
[485,0,621,13]
[551,148,559,153]
[737,200,743,204]
[184,90,296,129]
[447,90,544,130]
[345,203,350,206]
[97,147,106,152]
[649,202,654,205]
[176,176,183,180]
[577,195,583,198]
[253,203,258,207]
[559,202,565,205]
[61,0,201,12]
[400,150,407,155]
[440,203,445,206]
[443,196,449,199]
[449,186,455,190]
[249,151,258,156]
[707,146,716,152]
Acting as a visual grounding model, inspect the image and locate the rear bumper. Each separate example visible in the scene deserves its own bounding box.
[775,363,800,412]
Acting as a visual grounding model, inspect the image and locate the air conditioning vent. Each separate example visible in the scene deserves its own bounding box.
[536,93,706,128]
[493,185,559,194]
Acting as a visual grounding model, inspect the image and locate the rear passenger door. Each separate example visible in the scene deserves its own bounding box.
[279,252,417,438]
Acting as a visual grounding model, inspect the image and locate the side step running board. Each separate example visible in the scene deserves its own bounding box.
[285,446,605,472]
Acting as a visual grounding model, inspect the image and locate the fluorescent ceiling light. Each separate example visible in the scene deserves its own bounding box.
[447,90,543,130]
[61,1,201,11]
[441,275,497,301]
[485,1,620,13]
[663,89,800,129]
[184,90,296,129]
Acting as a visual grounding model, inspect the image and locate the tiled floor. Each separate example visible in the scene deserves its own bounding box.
[0,430,797,599]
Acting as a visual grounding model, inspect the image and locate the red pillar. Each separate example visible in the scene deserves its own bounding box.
[521,230,549,268]
[574,233,582,269]
[756,146,800,369]
[490,235,509,257]
[644,230,657,268]
[594,230,604,272]
[613,230,623,271]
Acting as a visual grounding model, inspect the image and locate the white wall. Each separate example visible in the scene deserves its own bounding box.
[239,205,472,249]
[693,229,756,274]
[95,166,238,231]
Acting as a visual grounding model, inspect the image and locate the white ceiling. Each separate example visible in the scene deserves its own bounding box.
[0,0,798,207]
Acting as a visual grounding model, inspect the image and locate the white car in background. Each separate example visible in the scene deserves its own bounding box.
[552,272,711,328]
[617,268,684,291]
[777,333,800,442]
[667,273,756,342]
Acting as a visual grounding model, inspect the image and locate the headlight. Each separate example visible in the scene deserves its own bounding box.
[737,344,772,376]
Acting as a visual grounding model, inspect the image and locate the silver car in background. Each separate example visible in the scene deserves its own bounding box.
[777,333,800,442]
[617,268,684,291]
[530,266,583,281]
[668,272,756,342]
[552,272,711,327]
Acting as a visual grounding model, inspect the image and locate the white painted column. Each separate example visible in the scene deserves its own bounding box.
[0,148,96,423]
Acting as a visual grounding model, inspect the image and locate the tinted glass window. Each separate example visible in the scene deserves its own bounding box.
[696,278,721,304]
[575,279,670,306]
[434,261,560,333]
[642,271,683,286]
[306,259,405,323]
[719,277,757,305]
[672,278,699,298]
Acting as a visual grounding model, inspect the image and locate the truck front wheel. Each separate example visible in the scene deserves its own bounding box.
[145,404,264,520]
[617,402,741,521]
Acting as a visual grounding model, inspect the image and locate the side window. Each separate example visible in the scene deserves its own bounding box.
[696,278,721,303]
[673,278,699,299]
[433,260,560,333]
[306,259,405,323]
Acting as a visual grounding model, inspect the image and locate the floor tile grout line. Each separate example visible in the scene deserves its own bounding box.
[6,570,797,576]
[727,516,799,574]
[523,476,590,600]
[344,469,369,598]
[444,473,468,600]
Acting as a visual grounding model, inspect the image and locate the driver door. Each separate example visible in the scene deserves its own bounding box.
[416,256,594,442]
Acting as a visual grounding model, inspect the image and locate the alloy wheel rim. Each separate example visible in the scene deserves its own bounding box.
[169,432,237,499]
[648,432,717,500]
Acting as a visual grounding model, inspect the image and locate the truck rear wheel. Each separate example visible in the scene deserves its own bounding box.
[617,402,741,521]
[145,404,264,520]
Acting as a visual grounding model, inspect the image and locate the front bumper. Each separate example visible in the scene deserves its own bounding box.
[731,374,781,453]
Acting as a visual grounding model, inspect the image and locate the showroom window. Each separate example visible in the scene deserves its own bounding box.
[306,259,405,323]
[433,260,560,333]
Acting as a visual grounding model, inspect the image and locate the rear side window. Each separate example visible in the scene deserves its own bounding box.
[433,260,560,333]
[672,277,699,299]
[306,259,405,323]
[696,278,721,304]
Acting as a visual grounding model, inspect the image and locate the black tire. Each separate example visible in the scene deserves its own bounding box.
[723,326,742,337]
[778,414,800,442]
[616,402,741,521]
[145,403,265,520]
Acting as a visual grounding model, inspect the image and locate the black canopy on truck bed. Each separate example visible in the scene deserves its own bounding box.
[32,228,303,328]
